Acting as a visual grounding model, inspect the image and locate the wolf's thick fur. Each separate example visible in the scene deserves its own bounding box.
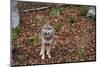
[40,23,54,59]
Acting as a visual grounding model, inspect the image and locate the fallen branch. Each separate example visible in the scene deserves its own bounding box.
[19,4,67,13]
[19,6,51,13]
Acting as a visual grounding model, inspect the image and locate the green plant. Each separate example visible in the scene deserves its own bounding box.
[79,6,89,16]
[77,48,85,60]
[12,25,21,40]
[53,23,64,31]
[49,7,63,17]
[28,36,39,45]
[68,15,76,25]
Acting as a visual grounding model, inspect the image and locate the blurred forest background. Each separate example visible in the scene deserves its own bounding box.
[11,0,96,66]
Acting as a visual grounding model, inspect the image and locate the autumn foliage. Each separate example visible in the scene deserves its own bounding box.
[11,2,96,66]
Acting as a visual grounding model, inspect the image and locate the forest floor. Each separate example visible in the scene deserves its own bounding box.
[12,4,96,66]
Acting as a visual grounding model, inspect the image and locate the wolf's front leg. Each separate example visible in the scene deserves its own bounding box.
[46,44,51,58]
[40,42,45,59]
